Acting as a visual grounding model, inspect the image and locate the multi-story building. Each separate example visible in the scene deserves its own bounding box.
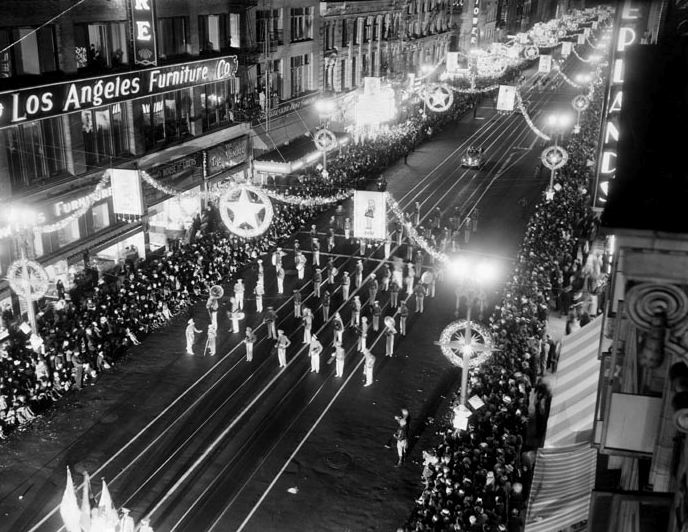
[527,2,688,531]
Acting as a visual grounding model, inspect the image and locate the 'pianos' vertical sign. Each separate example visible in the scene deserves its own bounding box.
[131,0,158,66]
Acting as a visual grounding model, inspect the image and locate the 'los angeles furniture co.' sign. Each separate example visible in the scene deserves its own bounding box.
[0,56,238,129]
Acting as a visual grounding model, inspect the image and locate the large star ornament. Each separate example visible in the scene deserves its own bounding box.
[220,184,274,238]
[425,84,453,112]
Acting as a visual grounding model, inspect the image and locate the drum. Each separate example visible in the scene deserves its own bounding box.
[421,271,434,284]
[232,312,246,320]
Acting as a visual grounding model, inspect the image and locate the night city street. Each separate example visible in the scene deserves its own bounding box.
[0,1,684,532]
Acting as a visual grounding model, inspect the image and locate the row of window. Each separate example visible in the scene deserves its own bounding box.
[1,58,313,191]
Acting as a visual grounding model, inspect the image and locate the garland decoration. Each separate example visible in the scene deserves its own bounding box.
[571,46,594,63]
[263,188,354,206]
[515,91,551,141]
[35,172,112,234]
[386,194,449,265]
[556,69,585,89]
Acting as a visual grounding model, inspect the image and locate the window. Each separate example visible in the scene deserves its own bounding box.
[290,7,313,42]
[91,202,110,233]
[363,18,371,43]
[2,117,68,190]
[199,80,239,131]
[138,89,192,149]
[56,218,80,248]
[199,14,228,52]
[325,22,335,50]
[351,55,356,87]
[290,54,311,97]
[353,18,362,45]
[81,103,130,168]
[340,59,346,90]
[158,17,189,58]
[257,9,282,45]
[74,22,128,69]
[0,26,57,77]
[341,19,348,46]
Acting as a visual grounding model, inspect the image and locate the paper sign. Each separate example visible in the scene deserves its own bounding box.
[353,191,387,240]
[496,85,517,112]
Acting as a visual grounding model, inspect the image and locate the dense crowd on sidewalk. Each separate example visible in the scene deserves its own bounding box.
[404,63,606,531]
[0,77,494,441]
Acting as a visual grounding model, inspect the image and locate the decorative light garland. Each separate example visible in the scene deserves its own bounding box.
[449,84,499,95]
[556,69,585,89]
[571,46,594,63]
[139,170,196,198]
[263,188,354,206]
[586,35,605,50]
[385,194,449,265]
[35,172,112,234]
[515,91,551,141]
[437,320,494,369]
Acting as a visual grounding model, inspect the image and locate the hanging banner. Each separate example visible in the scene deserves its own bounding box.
[584,28,592,37]
[592,21,599,30]
[561,41,573,57]
[131,0,157,66]
[470,0,481,46]
[353,191,387,240]
[446,52,460,73]
[496,85,517,112]
[110,169,144,217]
[538,55,553,73]
[578,34,586,45]
[206,136,249,177]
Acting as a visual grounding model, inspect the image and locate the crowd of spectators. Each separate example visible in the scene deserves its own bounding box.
[404,55,606,531]
[0,72,492,441]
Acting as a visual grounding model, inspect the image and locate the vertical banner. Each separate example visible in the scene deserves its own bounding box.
[446,52,460,72]
[496,85,516,112]
[131,0,157,66]
[110,169,145,217]
[561,41,573,57]
[577,34,585,45]
[353,191,387,240]
[470,0,481,46]
[538,55,552,73]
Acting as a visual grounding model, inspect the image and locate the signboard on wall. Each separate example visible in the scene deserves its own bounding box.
[143,152,204,207]
[130,0,157,66]
[470,0,481,46]
[206,136,249,177]
[353,191,387,240]
[111,169,144,217]
[0,55,238,129]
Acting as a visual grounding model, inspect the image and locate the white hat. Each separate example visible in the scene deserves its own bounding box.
[188,319,194,324]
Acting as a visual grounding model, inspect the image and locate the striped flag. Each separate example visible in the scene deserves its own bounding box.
[98,479,119,526]
[59,467,80,532]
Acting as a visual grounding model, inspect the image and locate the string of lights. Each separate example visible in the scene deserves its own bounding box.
[556,70,586,89]
[263,188,354,206]
[515,91,551,141]
[571,46,594,63]
[385,194,449,265]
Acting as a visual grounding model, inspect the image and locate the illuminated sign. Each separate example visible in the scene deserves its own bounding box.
[206,136,249,176]
[0,56,238,129]
[471,0,481,46]
[594,0,643,209]
[131,0,157,66]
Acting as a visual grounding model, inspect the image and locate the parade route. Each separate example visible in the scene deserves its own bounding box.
[0,61,582,532]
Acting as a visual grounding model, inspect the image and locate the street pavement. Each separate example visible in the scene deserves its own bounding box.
[0,60,581,532]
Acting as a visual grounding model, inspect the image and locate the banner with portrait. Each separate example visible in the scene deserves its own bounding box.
[538,55,552,74]
[496,85,517,112]
[353,191,387,240]
[561,41,573,57]
[110,169,144,217]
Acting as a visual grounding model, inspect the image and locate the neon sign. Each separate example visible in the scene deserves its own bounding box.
[470,0,480,46]
[131,0,157,66]
[594,0,642,209]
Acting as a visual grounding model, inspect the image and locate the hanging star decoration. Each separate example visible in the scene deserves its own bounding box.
[219,183,274,238]
[434,320,495,369]
[424,83,454,112]
[7,259,50,301]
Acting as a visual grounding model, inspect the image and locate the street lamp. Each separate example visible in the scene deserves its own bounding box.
[447,257,498,408]
[7,207,40,333]
[546,112,573,147]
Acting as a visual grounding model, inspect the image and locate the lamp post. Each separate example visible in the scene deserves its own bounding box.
[315,98,336,177]
[448,257,497,407]
[7,207,40,333]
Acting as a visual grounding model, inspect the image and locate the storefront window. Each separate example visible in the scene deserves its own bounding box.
[82,103,130,168]
[138,90,192,150]
[290,8,313,42]
[74,22,128,69]
[3,116,68,191]
[56,218,80,248]
[149,188,201,250]
[91,202,110,232]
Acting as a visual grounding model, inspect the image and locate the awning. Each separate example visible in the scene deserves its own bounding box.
[525,443,598,532]
[252,109,320,154]
[544,315,603,448]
